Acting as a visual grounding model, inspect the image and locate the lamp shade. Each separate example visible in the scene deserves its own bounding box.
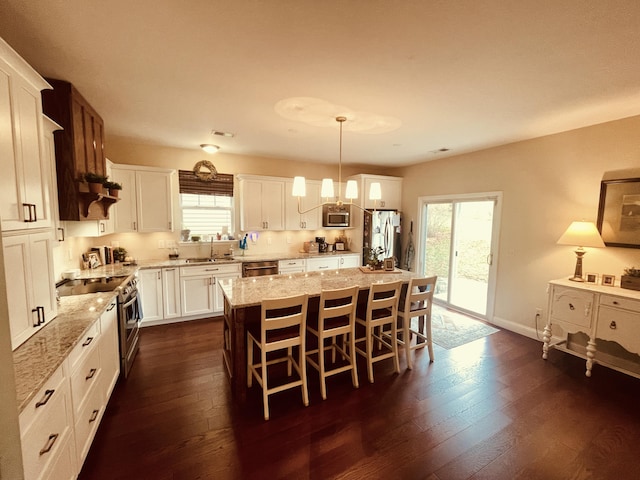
[369,182,382,201]
[345,180,358,199]
[292,176,306,197]
[557,221,605,248]
[320,178,335,198]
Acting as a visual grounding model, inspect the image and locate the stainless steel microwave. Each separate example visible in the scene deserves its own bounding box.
[323,204,350,227]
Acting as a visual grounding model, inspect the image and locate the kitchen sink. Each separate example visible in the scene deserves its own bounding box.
[184,257,235,263]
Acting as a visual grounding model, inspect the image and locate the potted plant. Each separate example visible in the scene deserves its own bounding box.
[104,181,122,197]
[365,246,385,270]
[113,247,127,263]
[84,172,108,194]
[621,267,640,291]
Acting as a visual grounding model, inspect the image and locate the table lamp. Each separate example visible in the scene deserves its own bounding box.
[557,221,605,281]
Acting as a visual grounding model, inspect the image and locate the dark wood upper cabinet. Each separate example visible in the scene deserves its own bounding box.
[42,79,113,220]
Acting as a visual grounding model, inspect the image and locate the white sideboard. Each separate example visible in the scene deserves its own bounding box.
[542,278,640,378]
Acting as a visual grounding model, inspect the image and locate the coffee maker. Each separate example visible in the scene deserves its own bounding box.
[316,236,328,253]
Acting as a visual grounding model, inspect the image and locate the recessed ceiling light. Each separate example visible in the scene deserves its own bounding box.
[200,144,220,154]
[211,130,234,137]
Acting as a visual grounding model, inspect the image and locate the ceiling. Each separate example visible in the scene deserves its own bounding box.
[1,1,640,167]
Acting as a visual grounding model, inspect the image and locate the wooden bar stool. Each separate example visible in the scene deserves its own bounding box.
[354,281,402,383]
[306,285,360,400]
[247,293,309,420]
[396,276,437,369]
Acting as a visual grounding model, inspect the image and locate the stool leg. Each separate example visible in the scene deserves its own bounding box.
[349,332,359,389]
[366,323,374,383]
[319,336,327,400]
[247,336,253,387]
[262,348,269,420]
[404,316,413,370]
[426,313,434,362]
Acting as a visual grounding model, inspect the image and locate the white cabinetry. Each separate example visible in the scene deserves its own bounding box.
[338,253,360,268]
[543,279,640,379]
[285,179,321,230]
[100,300,119,399]
[19,362,76,480]
[347,174,403,210]
[238,175,285,231]
[180,263,240,317]
[306,256,340,272]
[0,41,53,232]
[139,267,182,325]
[111,164,175,233]
[279,258,306,274]
[4,232,57,349]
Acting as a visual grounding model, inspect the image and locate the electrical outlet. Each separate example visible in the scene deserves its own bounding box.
[111,240,120,248]
[287,235,292,244]
[536,307,543,318]
[158,240,165,249]
[267,236,272,246]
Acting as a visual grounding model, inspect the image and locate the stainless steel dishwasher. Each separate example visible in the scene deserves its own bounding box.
[242,260,279,277]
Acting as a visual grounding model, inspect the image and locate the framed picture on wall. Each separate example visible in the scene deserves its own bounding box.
[597,178,640,248]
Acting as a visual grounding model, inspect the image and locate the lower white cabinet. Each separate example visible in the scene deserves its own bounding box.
[139,267,182,325]
[279,258,306,274]
[19,362,75,480]
[338,253,360,268]
[306,256,341,272]
[180,264,241,317]
[543,279,640,379]
[4,231,57,349]
[18,299,119,480]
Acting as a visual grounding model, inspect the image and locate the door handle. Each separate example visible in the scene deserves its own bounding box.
[486,253,493,265]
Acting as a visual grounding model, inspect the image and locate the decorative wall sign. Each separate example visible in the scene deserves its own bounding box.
[193,160,218,181]
[597,178,640,248]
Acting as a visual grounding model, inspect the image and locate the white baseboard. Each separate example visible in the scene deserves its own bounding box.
[489,315,565,345]
[140,313,222,327]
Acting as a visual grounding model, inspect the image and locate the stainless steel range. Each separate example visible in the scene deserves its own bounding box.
[57,274,141,378]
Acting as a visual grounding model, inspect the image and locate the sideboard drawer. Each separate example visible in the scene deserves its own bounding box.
[599,295,640,313]
[596,306,640,355]
[550,288,595,329]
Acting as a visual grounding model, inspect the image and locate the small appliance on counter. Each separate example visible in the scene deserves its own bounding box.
[316,236,328,253]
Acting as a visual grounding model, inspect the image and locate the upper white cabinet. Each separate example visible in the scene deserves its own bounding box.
[238,175,285,231]
[111,164,175,233]
[285,179,321,230]
[0,39,53,232]
[348,174,403,210]
[4,232,57,349]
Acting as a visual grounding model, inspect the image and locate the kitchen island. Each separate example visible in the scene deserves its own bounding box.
[218,267,419,401]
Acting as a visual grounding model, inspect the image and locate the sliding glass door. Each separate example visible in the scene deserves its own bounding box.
[418,193,501,318]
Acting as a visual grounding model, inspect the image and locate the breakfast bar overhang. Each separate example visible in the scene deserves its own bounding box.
[219,267,419,401]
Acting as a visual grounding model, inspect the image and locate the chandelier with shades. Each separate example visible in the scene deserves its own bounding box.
[291,116,381,214]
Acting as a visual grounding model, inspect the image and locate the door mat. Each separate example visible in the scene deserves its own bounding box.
[429,306,499,350]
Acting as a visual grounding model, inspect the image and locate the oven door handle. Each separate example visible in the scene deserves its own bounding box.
[122,293,139,310]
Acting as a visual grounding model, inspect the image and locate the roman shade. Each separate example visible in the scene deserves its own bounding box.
[178,170,234,196]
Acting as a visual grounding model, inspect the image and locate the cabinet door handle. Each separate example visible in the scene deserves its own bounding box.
[133,221,137,231]
[35,389,55,408]
[82,336,94,347]
[610,321,617,329]
[86,368,97,380]
[89,409,100,423]
[32,308,40,327]
[39,433,59,455]
[157,271,161,280]
[100,222,105,233]
[106,302,116,311]
[568,303,575,310]
[38,306,45,325]
[57,227,65,242]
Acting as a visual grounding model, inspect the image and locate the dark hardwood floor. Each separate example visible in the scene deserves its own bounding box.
[79,317,640,480]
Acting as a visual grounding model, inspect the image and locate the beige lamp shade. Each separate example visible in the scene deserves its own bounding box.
[557,221,605,282]
[557,221,605,248]
[292,176,306,197]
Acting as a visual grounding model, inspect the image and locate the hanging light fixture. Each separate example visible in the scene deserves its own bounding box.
[293,116,381,214]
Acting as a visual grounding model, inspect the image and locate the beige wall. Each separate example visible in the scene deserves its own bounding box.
[393,114,640,336]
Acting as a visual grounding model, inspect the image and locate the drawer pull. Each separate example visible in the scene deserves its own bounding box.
[610,321,617,329]
[89,409,100,423]
[82,336,94,347]
[106,302,116,311]
[39,433,59,455]
[569,303,575,310]
[86,368,97,380]
[35,389,55,408]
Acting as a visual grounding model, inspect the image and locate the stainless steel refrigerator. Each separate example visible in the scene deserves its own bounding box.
[363,210,401,266]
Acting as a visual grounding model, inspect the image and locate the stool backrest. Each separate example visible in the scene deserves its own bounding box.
[402,276,436,317]
[261,294,309,352]
[318,285,359,331]
[366,281,402,322]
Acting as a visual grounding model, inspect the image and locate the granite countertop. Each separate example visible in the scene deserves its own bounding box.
[219,267,418,308]
[13,292,117,413]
